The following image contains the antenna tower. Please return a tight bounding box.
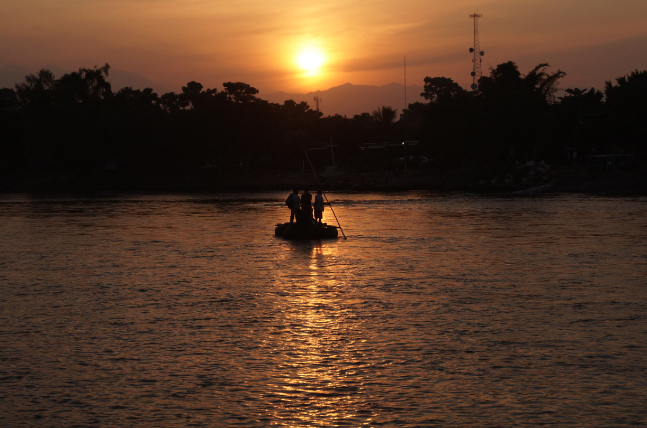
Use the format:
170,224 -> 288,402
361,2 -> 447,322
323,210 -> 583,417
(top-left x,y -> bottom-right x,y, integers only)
469,13 -> 484,91
404,56 -> 407,110
314,94 -> 322,112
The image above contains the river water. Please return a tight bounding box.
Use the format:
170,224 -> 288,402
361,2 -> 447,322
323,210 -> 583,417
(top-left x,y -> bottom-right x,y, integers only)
1,192 -> 646,427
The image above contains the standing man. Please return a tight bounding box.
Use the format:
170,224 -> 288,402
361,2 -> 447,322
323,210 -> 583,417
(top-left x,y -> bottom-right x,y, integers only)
301,188 -> 313,224
314,190 -> 324,224
288,188 -> 300,225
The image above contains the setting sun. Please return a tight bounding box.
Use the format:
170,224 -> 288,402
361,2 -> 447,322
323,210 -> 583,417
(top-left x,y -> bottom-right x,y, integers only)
296,47 -> 325,71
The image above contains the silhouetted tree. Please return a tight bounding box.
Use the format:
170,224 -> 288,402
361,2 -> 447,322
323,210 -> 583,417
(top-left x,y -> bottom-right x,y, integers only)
14,69 -> 56,107
604,70 -> 647,147
223,82 -> 260,103
421,77 -> 465,102
522,63 -> 566,103
179,81 -> 204,109
159,92 -> 180,113
605,70 -> 647,118
475,62 -> 565,165
372,106 -> 398,124
54,64 -> 112,107
115,87 -> 160,109
556,87 -> 604,152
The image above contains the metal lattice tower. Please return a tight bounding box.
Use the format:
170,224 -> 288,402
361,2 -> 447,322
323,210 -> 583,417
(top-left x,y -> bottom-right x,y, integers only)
314,94 -> 322,112
469,13 -> 484,91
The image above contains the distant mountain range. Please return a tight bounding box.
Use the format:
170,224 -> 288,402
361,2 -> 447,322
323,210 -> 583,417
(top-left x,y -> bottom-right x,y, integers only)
0,64 -> 169,94
262,82 -> 426,117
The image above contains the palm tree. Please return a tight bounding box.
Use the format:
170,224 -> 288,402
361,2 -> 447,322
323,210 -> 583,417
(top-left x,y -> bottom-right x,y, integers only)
372,105 -> 398,124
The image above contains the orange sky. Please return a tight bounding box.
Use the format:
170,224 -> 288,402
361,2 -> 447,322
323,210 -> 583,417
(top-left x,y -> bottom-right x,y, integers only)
1,0 -> 647,95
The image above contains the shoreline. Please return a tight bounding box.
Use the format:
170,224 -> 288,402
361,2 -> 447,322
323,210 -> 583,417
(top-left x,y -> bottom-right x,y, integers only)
1,165 -> 646,196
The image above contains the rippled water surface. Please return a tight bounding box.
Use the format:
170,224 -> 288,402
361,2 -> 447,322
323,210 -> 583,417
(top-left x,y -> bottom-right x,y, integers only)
1,192 -> 646,427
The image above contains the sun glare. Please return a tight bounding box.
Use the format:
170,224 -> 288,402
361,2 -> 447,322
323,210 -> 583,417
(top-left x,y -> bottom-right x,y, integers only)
296,47 -> 325,71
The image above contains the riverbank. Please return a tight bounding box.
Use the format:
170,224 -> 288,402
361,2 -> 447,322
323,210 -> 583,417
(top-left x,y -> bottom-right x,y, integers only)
1,164 -> 646,195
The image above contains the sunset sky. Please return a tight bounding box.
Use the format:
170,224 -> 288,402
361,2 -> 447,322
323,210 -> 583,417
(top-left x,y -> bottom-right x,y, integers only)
2,0 -> 647,95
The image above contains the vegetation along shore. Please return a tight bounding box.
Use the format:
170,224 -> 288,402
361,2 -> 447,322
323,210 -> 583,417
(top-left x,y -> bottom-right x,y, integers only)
1,62 -> 645,194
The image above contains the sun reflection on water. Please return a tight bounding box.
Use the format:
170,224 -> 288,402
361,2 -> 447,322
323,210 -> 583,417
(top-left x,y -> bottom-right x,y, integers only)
266,241 -> 373,425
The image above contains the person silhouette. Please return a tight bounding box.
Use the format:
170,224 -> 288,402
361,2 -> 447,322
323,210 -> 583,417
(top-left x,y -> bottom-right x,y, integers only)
301,188 -> 313,224
314,190 -> 324,224
288,188 -> 300,225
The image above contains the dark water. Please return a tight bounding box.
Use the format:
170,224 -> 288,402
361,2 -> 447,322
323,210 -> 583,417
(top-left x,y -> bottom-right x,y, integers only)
1,192 -> 646,427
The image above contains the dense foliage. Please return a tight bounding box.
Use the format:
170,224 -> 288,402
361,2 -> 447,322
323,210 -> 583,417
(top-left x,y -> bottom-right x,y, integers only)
0,62 -> 645,188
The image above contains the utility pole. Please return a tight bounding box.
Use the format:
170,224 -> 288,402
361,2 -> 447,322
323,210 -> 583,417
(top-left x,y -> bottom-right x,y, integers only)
469,13 -> 484,91
403,143 -> 407,175
404,56 -> 407,111
328,138 -> 335,165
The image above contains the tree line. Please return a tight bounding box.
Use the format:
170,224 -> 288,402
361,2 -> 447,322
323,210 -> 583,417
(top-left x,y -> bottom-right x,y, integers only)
403,62 -> 646,170
0,61 -> 645,188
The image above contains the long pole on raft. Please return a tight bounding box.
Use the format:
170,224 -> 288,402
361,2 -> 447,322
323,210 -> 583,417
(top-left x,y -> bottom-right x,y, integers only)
303,150 -> 347,239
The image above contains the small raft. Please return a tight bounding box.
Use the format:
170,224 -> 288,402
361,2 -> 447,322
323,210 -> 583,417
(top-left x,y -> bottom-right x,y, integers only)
275,222 -> 339,240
